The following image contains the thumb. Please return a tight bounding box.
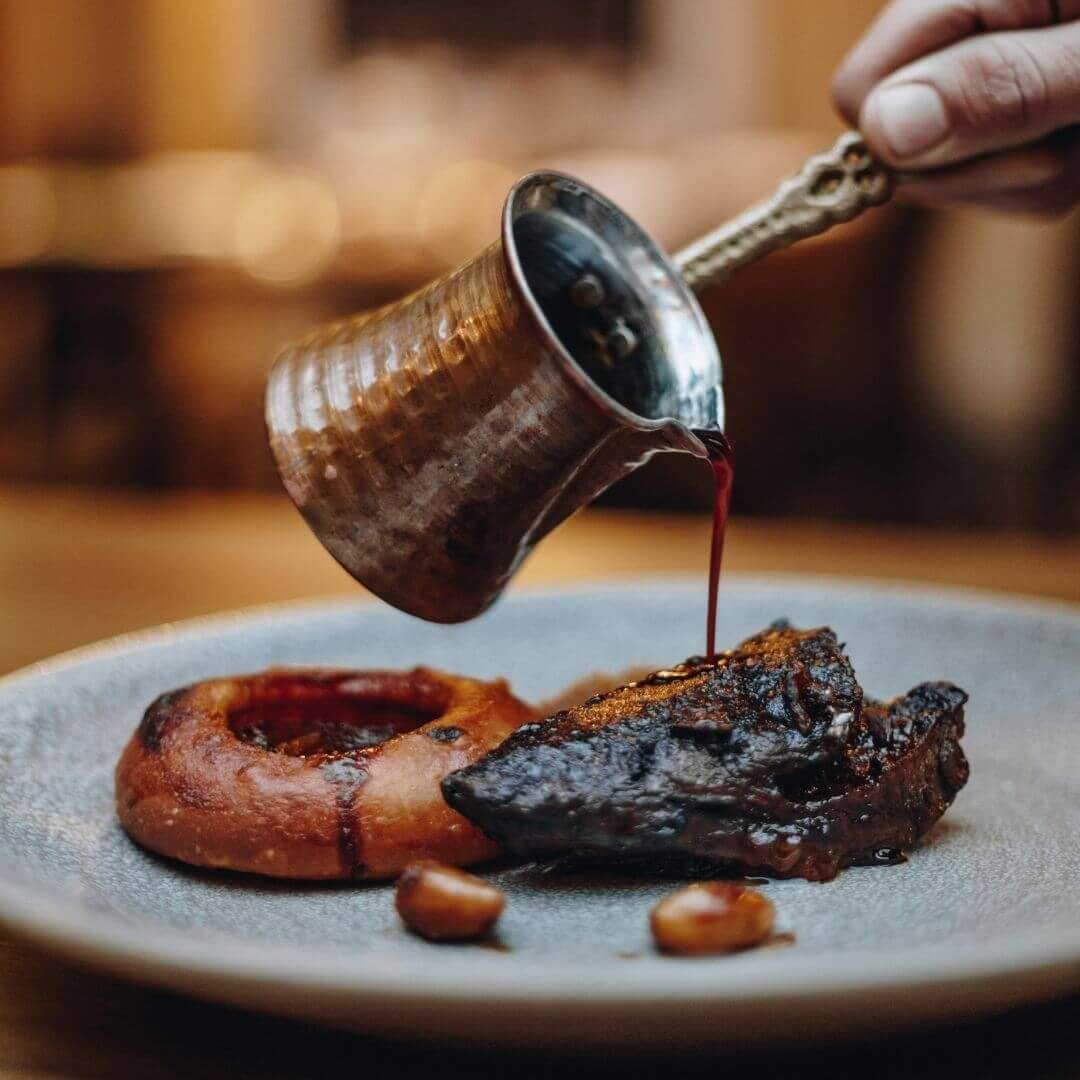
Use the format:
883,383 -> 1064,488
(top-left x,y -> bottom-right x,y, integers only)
859,20 -> 1080,169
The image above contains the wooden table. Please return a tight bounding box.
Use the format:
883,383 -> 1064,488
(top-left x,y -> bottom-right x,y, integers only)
0,485 -> 1077,1077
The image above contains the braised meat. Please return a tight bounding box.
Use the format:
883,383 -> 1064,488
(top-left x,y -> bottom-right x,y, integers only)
442,623 -> 969,882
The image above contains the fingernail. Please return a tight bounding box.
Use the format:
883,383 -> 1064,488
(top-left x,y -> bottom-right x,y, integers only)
868,83 -> 949,160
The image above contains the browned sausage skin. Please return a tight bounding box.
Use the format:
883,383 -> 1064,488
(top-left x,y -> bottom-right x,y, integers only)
115,668 -> 534,880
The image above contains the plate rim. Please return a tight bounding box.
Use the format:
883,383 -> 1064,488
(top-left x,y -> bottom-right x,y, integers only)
0,859 -> 1077,1005
3,571 -> 1078,694
0,574 -> 1078,1012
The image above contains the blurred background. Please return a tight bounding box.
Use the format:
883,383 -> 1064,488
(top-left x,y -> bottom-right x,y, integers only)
0,0 -> 1078,528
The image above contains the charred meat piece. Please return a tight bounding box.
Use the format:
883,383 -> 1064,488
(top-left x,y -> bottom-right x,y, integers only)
443,624 -> 968,882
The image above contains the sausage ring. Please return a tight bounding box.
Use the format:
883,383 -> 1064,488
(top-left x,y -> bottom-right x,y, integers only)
115,667 -> 533,880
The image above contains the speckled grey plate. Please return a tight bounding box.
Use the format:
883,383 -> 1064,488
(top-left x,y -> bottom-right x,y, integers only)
0,577 -> 1077,1050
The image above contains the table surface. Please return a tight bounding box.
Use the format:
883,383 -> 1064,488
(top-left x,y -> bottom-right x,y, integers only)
1,485 -> 1078,1078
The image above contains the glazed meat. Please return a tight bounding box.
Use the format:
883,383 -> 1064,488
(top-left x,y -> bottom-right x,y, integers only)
443,623 -> 969,882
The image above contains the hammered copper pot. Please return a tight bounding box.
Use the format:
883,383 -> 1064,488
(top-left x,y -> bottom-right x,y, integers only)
266,171 -> 723,623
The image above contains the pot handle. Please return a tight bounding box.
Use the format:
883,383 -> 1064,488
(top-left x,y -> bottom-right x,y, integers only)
674,131 -> 895,294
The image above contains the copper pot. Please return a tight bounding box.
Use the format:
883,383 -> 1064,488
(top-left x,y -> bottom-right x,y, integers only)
266,172 -> 723,622
266,135 -> 892,623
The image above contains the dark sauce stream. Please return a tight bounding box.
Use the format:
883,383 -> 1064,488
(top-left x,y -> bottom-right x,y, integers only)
694,430 -> 735,662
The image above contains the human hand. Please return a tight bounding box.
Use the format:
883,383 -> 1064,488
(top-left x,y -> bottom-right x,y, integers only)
833,0 -> 1080,214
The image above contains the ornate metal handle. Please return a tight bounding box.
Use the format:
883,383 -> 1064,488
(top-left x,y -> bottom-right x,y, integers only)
674,131 -> 895,294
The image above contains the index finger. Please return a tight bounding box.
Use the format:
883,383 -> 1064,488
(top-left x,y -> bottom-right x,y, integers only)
832,0 -> 1077,124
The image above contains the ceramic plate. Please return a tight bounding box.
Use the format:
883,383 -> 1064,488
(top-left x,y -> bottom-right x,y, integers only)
0,577 -> 1077,1050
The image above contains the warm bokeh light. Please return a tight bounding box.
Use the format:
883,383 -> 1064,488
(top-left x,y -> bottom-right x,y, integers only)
0,165 -> 56,265
416,159 -> 515,266
131,152 -> 265,261
232,173 -> 341,285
